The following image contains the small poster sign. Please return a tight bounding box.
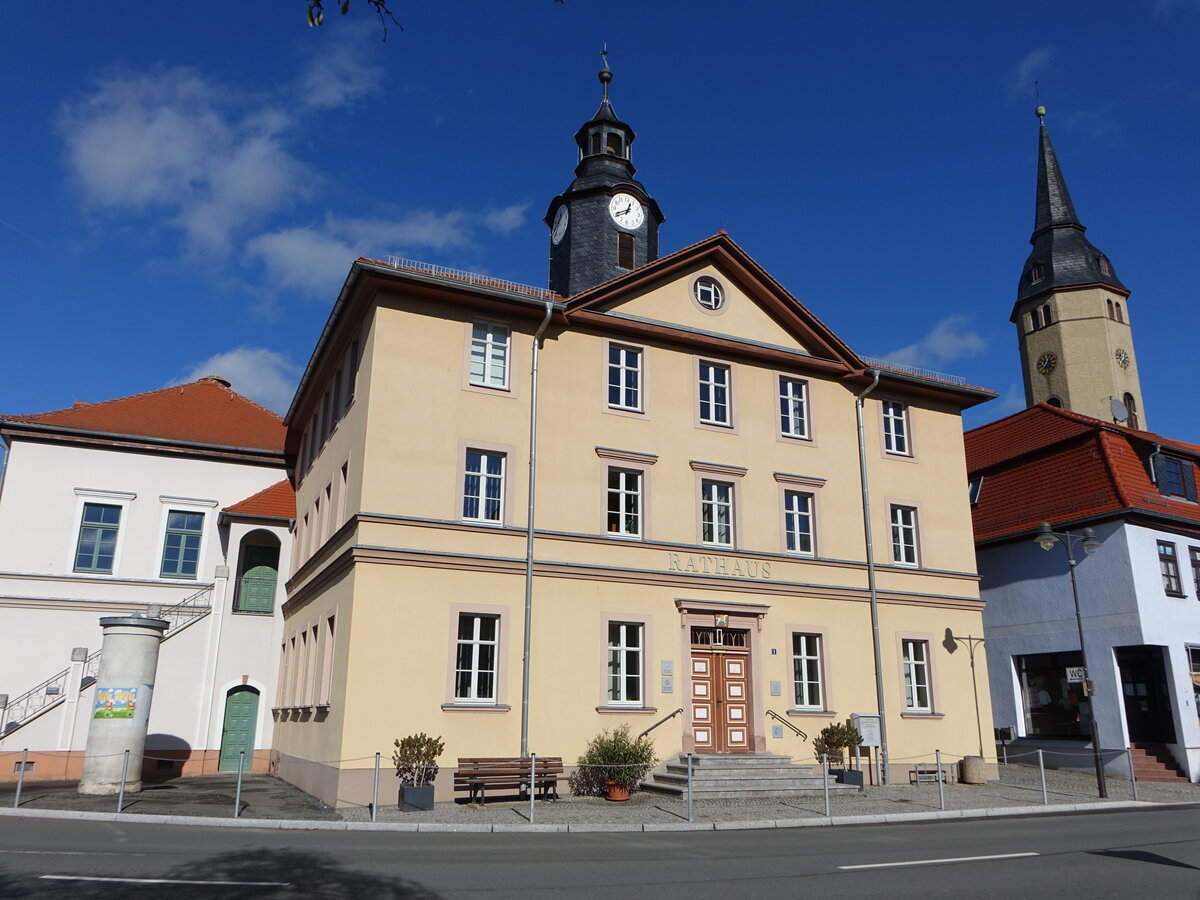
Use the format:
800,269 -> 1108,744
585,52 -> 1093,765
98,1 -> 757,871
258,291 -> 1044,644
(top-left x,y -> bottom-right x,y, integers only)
1065,667 -> 1086,683
94,687 -> 137,719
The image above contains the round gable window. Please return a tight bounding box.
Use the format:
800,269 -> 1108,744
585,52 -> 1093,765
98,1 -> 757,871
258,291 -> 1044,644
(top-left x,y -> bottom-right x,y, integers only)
693,277 -> 724,311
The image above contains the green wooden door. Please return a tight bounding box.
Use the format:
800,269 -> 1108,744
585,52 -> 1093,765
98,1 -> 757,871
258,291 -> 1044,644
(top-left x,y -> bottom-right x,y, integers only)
218,687 -> 259,771
236,546 -> 278,613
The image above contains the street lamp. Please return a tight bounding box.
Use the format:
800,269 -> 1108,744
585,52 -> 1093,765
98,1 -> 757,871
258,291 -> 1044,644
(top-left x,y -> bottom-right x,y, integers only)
1034,521 -> 1107,798
944,630 -> 986,758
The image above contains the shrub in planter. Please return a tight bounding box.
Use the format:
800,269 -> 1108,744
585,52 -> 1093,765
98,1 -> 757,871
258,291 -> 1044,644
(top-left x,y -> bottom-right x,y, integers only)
574,723 -> 657,801
814,722 -> 862,768
393,732 -> 445,811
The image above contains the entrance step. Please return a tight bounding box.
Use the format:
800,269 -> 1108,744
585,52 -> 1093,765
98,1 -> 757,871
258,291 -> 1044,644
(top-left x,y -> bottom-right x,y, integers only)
1129,742 -> 1190,782
640,753 -> 853,799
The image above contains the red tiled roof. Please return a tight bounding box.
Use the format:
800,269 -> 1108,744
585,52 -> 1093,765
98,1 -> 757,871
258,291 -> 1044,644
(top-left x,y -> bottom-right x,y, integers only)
966,404 -> 1200,543
0,378 -> 285,452
223,479 -> 295,520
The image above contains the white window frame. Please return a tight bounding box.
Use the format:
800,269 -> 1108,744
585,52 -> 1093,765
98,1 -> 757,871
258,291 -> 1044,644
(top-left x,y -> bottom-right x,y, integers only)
792,632 -> 823,709
890,504 -> 919,566
462,449 -> 506,524
783,490 -> 815,556
607,343 -> 643,412
69,488 -> 135,577
606,467 -> 643,539
469,321 -> 511,390
607,621 -> 644,705
454,613 -> 499,704
882,400 -> 910,455
701,479 -> 734,547
902,638 -> 932,712
698,361 -> 731,426
778,376 -> 811,440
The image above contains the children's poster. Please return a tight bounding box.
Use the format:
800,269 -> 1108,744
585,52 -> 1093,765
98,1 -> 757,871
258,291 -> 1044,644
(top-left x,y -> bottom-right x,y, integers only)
93,687 -> 137,719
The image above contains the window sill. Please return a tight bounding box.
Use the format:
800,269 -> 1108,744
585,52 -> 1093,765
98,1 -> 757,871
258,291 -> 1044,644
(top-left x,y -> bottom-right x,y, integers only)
232,609 -> 275,616
441,703 -> 511,713
595,705 -> 658,715
1166,592 -> 1187,598
786,709 -> 836,718
900,711 -> 944,719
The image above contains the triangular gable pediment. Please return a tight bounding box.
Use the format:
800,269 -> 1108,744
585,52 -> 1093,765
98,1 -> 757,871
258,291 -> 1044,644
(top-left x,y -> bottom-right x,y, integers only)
565,233 -> 863,374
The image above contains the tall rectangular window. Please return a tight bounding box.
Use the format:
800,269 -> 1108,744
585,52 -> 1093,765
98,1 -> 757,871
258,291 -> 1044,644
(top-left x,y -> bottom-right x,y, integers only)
902,639 -> 931,711
463,450 -> 505,523
606,468 -> 643,538
1191,547 -> 1200,598
778,377 -> 810,439
607,622 -> 643,704
698,362 -> 731,426
1159,541 -> 1183,595
75,503 -> 121,574
161,511 -> 204,578
617,232 -> 635,269
783,490 -> 814,555
890,505 -> 918,565
701,479 -> 734,547
469,322 -> 511,389
455,613 -> 498,702
1155,455 -> 1197,501
1191,648 -> 1200,723
882,400 -> 910,455
792,633 -> 823,708
607,344 -> 642,411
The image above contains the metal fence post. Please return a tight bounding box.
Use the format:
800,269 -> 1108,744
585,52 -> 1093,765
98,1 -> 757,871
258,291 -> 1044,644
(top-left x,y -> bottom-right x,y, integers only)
935,750 -> 946,810
687,753 -> 694,823
1038,748 -> 1047,805
13,749 -> 28,809
1002,742 -> 1008,766
372,752 -> 381,822
234,750 -> 245,818
821,753 -> 831,817
116,749 -> 129,813
1127,746 -> 1139,802
529,753 -> 537,825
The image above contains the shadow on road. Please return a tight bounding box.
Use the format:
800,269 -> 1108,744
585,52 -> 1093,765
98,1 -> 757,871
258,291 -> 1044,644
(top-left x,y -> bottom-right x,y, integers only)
3,848 -> 444,898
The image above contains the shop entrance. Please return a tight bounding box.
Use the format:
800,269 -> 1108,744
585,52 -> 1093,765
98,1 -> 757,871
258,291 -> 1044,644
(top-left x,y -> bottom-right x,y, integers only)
689,627 -> 750,753
1116,646 -> 1176,743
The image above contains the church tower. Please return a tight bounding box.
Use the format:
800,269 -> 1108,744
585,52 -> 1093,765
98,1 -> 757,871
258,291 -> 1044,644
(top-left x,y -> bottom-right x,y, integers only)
545,53 -> 664,297
1013,106 -> 1147,428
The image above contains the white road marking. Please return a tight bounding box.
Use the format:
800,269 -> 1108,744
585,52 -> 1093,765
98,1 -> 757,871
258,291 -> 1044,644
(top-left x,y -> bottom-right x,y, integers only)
839,851 -> 1039,870
0,850 -> 145,856
40,875 -> 291,887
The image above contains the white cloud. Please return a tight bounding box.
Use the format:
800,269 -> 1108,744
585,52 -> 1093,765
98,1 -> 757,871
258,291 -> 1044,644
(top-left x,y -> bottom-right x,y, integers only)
883,315 -> 987,369
295,23 -> 383,110
1004,47 -> 1054,102
995,382 -> 1026,414
483,203 -> 529,234
172,347 -> 302,414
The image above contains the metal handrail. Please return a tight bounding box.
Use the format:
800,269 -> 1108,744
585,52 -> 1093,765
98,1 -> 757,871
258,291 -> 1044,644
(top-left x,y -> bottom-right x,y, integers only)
156,585 -> 213,633
766,709 -> 807,741
637,707 -> 684,740
383,256 -> 557,303
859,356 -> 967,386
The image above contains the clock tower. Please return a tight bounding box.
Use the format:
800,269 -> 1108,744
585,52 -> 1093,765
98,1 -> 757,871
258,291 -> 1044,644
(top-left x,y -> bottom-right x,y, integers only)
546,52 -> 664,297
1013,106 -> 1147,428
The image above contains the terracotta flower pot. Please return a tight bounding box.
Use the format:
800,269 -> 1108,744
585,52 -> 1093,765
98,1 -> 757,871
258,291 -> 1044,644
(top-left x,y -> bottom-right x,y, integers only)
605,781 -> 631,802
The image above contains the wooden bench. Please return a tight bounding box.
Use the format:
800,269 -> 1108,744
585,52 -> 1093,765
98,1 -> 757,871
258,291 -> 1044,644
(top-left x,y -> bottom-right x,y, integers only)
910,762 -> 958,785
453,757 -> 565,803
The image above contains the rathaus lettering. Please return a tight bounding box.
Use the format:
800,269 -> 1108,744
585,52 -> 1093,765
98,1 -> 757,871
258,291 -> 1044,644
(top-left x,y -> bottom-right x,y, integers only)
667,553 -> 772,580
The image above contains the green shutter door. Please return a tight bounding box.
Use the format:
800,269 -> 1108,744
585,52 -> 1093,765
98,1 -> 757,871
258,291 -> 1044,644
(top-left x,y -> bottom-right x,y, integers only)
236,546 -> 278,613
218,688 -> 260,771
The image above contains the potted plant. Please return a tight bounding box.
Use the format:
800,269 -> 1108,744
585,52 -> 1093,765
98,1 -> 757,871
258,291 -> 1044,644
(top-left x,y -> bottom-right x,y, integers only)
393,732 -> 444,811
815,722 -> 864,786
575,723 -> 657,801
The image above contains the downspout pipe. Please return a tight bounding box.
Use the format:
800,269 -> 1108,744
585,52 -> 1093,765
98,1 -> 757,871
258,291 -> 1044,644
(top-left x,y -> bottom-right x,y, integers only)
520,300 -> 555,758
854,368 -> 890,784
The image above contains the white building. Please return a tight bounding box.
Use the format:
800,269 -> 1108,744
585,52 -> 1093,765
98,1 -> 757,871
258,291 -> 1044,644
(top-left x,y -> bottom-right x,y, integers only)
0,376 -> 294,782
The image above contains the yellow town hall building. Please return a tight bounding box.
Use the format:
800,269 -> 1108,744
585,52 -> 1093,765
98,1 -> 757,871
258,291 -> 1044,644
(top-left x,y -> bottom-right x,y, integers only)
271,63 -> 995,806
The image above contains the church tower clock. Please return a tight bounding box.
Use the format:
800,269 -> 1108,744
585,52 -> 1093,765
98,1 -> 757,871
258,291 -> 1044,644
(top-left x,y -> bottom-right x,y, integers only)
545,53 -> 664,297
1013,106 -> 1147,428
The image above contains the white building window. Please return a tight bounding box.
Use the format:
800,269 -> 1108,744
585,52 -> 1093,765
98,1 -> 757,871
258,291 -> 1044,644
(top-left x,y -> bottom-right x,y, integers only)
160,510 -> 204,579
778,377 -> 810,439
606,468 -> 643,538
608,344 -> 642,411
607,622 -> 643,704
74,503 -> 121,574
469,321 -> 510,389
890,505 -> 918,566
792,633 -> 823,709
698,362 -> 731,426
902,639 -> 931,712
701,480 -> 734,547
463,450 -> 505,523
882,400 -> 910,455
783,490 -> 814,555
455,614 -> 498,703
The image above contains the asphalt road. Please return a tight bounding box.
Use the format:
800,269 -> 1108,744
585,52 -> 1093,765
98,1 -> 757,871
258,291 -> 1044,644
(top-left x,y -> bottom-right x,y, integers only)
1,806 -> 1198,898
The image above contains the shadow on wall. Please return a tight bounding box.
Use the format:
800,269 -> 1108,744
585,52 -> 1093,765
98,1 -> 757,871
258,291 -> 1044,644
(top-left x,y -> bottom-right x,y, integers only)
0,849 -> 444,899
143,733 -> 192,782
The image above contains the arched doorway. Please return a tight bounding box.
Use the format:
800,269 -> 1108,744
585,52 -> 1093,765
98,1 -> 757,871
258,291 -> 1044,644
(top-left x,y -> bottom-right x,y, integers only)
218,686 -> 260,771
234,530 -> 280,614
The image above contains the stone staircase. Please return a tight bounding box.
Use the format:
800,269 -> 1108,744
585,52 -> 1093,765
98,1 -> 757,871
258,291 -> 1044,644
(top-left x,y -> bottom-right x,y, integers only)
1129,742 -> 1190,782
640,752 -> 850,800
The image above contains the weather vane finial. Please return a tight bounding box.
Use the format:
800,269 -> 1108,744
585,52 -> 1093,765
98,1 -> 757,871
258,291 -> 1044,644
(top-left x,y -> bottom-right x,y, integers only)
599,45 -> 612,100
1035,81 -> 1046,123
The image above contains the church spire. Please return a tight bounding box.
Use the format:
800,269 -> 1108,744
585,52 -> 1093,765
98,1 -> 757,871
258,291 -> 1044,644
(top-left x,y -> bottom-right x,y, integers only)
1033,105 -> 1081,235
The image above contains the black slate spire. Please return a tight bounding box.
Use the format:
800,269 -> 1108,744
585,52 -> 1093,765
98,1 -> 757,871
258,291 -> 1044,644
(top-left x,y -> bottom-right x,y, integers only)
1017,106 -> 1125,304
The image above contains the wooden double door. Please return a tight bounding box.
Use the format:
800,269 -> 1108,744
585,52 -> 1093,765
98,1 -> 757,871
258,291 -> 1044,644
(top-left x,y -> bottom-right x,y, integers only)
690,647 -> 751,753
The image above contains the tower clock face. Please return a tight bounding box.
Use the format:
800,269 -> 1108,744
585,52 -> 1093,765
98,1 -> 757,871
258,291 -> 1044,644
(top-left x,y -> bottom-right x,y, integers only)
551,206 -> 569,245
608,193 -> 645,229
1114,348 -> 1130,369
1036,351 -> 1058,376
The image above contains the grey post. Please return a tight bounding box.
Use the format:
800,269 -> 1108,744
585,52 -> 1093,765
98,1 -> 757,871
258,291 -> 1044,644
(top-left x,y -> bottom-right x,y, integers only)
372,752 -> 381,822
1002,742 -> 1008,766
1038,748 -> 1047,804
1127,746 -> 1139,802
821,753 -> 830,817
935,750 -> 945,810
13,749 -> 28,809
234,749 -> 245,818
116,749 -> 129,813
529,753 -> 536,825
686,753 -> 694,823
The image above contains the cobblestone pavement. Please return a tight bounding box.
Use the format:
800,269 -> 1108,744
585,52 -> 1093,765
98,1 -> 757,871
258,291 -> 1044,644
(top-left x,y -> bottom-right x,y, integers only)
3,765 -> 1195,827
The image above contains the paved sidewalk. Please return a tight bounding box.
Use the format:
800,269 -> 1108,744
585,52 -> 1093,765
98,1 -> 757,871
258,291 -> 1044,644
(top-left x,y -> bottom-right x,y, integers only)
1,766 -> 1195,832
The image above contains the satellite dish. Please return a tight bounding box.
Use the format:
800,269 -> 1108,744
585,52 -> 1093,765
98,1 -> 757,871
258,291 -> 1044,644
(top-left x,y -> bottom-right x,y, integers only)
1110,398 -> 1130,423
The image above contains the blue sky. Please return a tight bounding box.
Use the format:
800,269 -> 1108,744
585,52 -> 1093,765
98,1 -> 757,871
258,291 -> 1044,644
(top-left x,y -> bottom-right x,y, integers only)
2,1 -> 1198,442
